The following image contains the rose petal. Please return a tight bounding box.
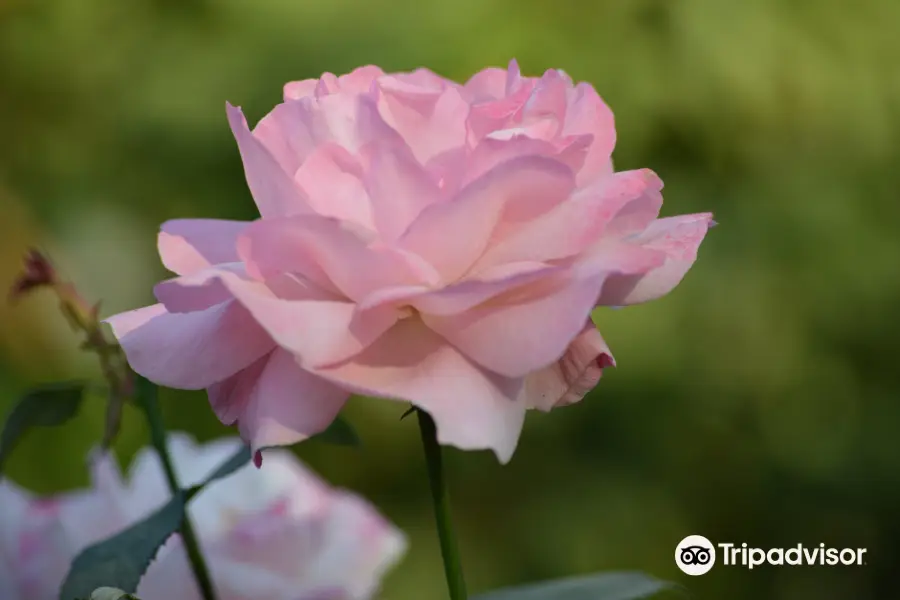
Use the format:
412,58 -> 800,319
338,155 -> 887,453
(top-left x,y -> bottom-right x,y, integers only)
562,82 -> 617,185
399,155 -> 575,282
238,215 -> 428,301
315,93 -> 405,155
208,348 -> 349,453
284,65 -> 386,101
314,319 -> 526,463
471,169 -> 664,271
283,79 -> 319,101
251,101 -> 317,176
522,321 -> 614,411
202,268 -> 400,368
520,69 -> 569,138
409,262 -> 560,316
463,66 -> 509,101
596,213 -> 714,305
422,270 -> 607,378
105,301 -> 273,389
294,142 -> 375,230
157,219 -> 247,276
464,134 -> 589,189
363,143 -> 441,241
153,262 -> 249,313
377,84 -> 469,164
227,103 -> 312,218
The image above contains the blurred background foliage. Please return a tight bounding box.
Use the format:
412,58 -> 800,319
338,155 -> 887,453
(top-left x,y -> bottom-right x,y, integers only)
1,0 -> 899,598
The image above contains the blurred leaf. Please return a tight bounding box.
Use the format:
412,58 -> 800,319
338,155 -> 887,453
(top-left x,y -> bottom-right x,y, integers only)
310,415 -> 360,447
0,382 -> 86,475
89,587 -> 141,600
60,442 -> 250,599
471,572 -> 677,600
59,489 -> 189,600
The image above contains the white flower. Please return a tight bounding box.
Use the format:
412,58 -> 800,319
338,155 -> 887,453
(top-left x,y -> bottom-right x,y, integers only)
0,433 -> 406,600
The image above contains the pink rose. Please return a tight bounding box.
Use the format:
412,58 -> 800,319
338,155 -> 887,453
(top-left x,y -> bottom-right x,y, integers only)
0,434 -> 406,600
107,61 -> 712,462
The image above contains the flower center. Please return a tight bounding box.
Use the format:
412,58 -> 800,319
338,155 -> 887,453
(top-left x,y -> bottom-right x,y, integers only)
397,305 -> 417,320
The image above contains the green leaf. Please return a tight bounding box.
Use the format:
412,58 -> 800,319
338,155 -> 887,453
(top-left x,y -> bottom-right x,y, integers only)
59,443 -> 251,600
59,490 -> 189,600
0,382 -> 86,475
89,587 -> 141,600
470,572 -> 679,600
310,415 -> 360,447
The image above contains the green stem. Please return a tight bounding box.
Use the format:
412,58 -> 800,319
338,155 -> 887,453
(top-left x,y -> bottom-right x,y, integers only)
417,409 -> 468,600
137,383 -> 217,600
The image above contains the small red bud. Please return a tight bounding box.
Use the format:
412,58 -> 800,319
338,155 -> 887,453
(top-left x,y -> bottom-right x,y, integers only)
9,248 -> 57,301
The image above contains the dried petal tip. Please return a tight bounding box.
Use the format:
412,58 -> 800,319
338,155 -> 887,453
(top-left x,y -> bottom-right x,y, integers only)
709,219 -> 719,228
9,248 -> 57,301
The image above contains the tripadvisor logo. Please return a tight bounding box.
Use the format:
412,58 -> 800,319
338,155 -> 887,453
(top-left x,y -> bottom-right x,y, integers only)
675,536 -> 867,575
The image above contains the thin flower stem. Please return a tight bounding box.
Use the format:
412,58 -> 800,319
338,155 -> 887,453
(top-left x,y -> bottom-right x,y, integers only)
417,409 -> 468,600
137,384 -> 217,600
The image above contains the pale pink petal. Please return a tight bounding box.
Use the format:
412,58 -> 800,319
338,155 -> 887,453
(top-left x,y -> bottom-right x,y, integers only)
208,349 -> 349,453
422,271 -> 607,377
363,143 -> 441,241
377,84 -> 469,164
315,319 -> 526,463
332,65 -> 385,95
208,352 -> 268,427
390,67 -> 451,91
463,66 -> 509,101
522,321 -> 614,411
316,93 -> 405,155
409,262 -> 559,315
294,143 -> 375,230
505,58 -> 527,95
464,134 -> 590,188
471,169 -> 663,271
562,82 -> 617,185
238,215 -> 428,301
315,73 -> 341,97
303,493 -> 407,598
399,156 -> 575,282
102,303 -> 167,337
251,100 -> 317,176
203,269 -> 400,368
137,537 -> 202,600
467,81 -> 534,142
227,102 -> 312,218
106,301 -> 273,389
0,560 -> 19,600
520,69 -> 570,138
153,262 -> 250,313
15,529 -> 72,599
2,497 -> 76,600
354,262 -> 556,319
284,79 -> 320,101
596,213 -> 714,305
290,65 -> 385,100
157,219 -> 247,276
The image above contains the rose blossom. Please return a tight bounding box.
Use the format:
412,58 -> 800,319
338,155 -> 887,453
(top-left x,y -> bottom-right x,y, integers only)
106,60 -> 712,463
0,433 -> 406,600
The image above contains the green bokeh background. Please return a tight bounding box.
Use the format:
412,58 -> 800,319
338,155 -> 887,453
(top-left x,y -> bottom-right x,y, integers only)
1,1 -> 898,598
